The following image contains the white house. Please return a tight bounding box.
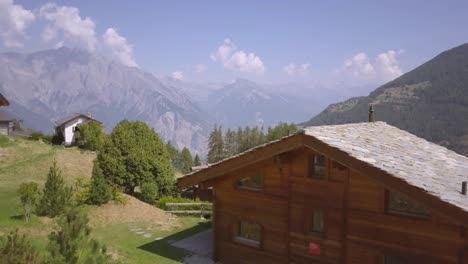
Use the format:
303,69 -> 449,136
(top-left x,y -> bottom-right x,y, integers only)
55,113 -> 101,146
0,93 -> 12,135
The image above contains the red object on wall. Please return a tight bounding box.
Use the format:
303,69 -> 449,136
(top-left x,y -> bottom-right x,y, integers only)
308,242 -> 321,255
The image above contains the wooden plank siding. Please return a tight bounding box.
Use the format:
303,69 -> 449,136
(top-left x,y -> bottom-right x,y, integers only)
206,147 -> 468,263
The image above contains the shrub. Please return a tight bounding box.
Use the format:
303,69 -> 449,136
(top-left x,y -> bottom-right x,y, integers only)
140,181 -> 159,204
17,182 -> 40,222
0,229 -> 41,264
75,122 -> 106,151
156,195 -> 211,211
36,161 -> 72,217
73,176 -> 91,205
29,132 -> 44,141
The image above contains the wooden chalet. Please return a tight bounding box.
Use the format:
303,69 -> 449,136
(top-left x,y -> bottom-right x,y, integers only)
0,93 -> 9,106
178,122 -> 468,264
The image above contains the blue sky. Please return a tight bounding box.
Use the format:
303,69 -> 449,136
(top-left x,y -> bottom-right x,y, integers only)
1,0 -> 468,86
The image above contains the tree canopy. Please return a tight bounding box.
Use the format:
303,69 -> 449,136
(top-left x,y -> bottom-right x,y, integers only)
97,120 -> 174,196
207,122 -> 298,163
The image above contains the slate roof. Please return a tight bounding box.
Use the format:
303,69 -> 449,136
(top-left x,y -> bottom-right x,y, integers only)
304,121 -> 468,214
55,113 -> 101,126
179,121 -> 468,216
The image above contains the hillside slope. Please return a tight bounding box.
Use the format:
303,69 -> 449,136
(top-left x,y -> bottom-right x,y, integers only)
0,47 -> 209,154
302,43 -> 468,156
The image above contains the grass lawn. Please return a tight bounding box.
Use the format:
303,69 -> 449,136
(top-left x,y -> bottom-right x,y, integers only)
93,218 -> 211,263
0,136 -> 211,263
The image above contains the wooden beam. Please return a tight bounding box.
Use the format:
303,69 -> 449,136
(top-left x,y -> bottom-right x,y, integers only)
302,136 -> 468,225
177,134 -> 305,188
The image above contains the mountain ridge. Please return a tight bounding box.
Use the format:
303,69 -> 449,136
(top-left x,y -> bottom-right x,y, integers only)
302,42 -> 468,156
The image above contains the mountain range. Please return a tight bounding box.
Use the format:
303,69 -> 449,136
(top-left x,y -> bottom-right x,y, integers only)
303,43 -> 468,156
0,47 -> 330,155
0,47 -> 209,154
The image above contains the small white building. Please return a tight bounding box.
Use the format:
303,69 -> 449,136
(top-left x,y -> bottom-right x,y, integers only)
0,93 -> 12,135
55,113 -> 101,146
0,111 -> 13,135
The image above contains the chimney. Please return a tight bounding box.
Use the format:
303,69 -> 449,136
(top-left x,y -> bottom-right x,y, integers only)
462,181 -> 467,195
368,104 -> 374,122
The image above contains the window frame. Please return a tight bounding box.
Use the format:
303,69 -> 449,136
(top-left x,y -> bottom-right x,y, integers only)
385,190 -> 430,219
236,174 -> 262,192
308,153 -> 327,179
233,220 -> 262,248
306,208 -> 325,238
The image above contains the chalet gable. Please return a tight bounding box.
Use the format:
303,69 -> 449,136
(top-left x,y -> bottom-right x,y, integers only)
178,122 -> 468,223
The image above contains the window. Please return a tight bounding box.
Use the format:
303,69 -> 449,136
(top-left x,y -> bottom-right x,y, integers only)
309,154 -> 325,179
384,256 -> 422,264
386,190 -> 430,218
308,209 -> 324,236
235,221 -> 261,247
237,175 -> 261,191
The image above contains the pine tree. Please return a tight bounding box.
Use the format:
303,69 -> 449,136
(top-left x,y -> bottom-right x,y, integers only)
223,128 -> 237,158
36,161 -> 71,217
207,125 -> 225,163
87,160 -> 111,205
47,205 -> 110,264
165,141 -> 183,170
193,154 -> 201,166
0,229 -> 41,264
180,147 -> 194,173
17,182 -> 40,222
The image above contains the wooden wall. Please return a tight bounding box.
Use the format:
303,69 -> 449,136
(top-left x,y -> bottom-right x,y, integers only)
207,146 -> 468,264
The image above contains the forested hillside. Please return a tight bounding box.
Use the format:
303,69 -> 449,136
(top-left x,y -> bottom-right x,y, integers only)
302,43 -> 468,156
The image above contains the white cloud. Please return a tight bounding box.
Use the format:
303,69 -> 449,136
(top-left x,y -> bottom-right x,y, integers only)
102,28 -> 138,67
283,62 -> 310,76
340,50 -> 402,83
0,0 -> 35,48
375,50 -> 402,81
171,71 -> 184,80
195,64 -> 207,73
210,39 -> 265,74
39,3 -> 96,51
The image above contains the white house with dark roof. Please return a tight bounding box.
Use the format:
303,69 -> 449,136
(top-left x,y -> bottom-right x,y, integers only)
55,113 -> 101,146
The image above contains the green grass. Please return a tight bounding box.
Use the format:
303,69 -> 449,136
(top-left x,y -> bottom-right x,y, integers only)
0,137 -> 211,263
93,218 -> 211,263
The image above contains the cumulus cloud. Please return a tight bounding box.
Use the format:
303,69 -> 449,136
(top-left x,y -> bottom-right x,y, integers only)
283,62 -> 310,76
171,71 -> 184,80
39,2 -> 97,51
0,0 -> 35,48
102,28 -> 138,67
210,39 -> 265,74
340,50 -> 402,83
195,64 -> 207,73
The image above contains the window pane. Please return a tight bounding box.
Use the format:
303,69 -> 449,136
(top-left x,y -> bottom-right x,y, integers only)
387,190 -> 429,217
238,221 -> 260,242
309,155 -> 325,179
238,175 -> 261,190
309,209 -> 323,235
